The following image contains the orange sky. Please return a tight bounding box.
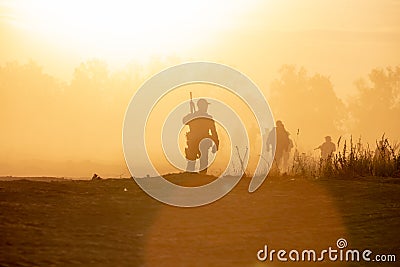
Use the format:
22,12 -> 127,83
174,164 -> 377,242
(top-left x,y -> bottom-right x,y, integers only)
1,0 -> 400,98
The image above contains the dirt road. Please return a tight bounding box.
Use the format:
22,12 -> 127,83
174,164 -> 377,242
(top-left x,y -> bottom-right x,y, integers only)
0,176 -> 399,266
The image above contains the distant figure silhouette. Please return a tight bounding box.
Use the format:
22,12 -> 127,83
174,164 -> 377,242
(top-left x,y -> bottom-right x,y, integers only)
91,173 -> 102,180
315,136 -> 336,160
183,98 -> 219,174
266,120 -> 290,169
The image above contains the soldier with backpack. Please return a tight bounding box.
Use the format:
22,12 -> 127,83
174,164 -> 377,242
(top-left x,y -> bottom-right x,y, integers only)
266,120 -> 290,169
182,94 -> 219,174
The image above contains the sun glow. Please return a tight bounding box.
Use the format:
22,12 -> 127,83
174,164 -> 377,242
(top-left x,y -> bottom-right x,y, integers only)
5,0 -> 261,61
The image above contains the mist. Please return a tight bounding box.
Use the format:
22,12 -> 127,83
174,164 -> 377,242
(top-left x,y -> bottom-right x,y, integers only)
0,58 -> 398,177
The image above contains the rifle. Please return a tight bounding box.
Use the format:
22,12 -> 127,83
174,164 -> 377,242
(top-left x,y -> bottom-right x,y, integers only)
189,92 -> 196,113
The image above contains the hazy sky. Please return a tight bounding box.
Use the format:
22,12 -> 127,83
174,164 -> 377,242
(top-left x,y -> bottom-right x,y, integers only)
1,0 -> 399,99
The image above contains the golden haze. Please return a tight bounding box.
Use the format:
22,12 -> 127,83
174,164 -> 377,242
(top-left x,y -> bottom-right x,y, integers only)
0,0 -> 399,177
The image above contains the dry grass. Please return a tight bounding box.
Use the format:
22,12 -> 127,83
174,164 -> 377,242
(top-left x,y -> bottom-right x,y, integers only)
283,135 -> 400,179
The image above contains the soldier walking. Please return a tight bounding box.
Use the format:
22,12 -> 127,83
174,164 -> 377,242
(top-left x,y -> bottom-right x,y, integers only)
315,136 -> 336,160
182,95 -> 219,174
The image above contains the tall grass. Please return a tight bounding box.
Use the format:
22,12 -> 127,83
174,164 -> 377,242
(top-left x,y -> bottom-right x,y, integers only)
288,135 -> 400,179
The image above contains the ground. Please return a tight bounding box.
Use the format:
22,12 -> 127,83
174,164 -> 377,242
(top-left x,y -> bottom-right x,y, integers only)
0,175 -> 399,266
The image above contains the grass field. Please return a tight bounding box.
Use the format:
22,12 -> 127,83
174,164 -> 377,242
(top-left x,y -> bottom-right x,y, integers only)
0,175 -> 399,266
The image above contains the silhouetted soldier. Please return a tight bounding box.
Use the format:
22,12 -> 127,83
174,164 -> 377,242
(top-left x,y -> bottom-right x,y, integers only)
183,98 -> 219,174
266,120 -> 290,168
315,136 -> 336,160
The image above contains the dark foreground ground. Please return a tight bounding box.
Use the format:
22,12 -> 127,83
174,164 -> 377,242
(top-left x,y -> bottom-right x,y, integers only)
0,175 -> 399,266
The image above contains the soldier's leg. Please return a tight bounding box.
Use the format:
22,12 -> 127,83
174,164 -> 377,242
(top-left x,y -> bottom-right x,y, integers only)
185,139 -> 200,172
283,151 -> 289,172
199,139 -> 211,174
275,150 -> 283,169
186,160 -> 196,172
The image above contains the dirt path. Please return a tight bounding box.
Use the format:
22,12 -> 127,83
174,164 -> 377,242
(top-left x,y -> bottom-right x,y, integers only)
0,176 -> 399,266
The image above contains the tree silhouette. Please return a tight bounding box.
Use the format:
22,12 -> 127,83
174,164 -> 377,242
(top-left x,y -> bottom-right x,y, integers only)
348,66 -> 400,143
